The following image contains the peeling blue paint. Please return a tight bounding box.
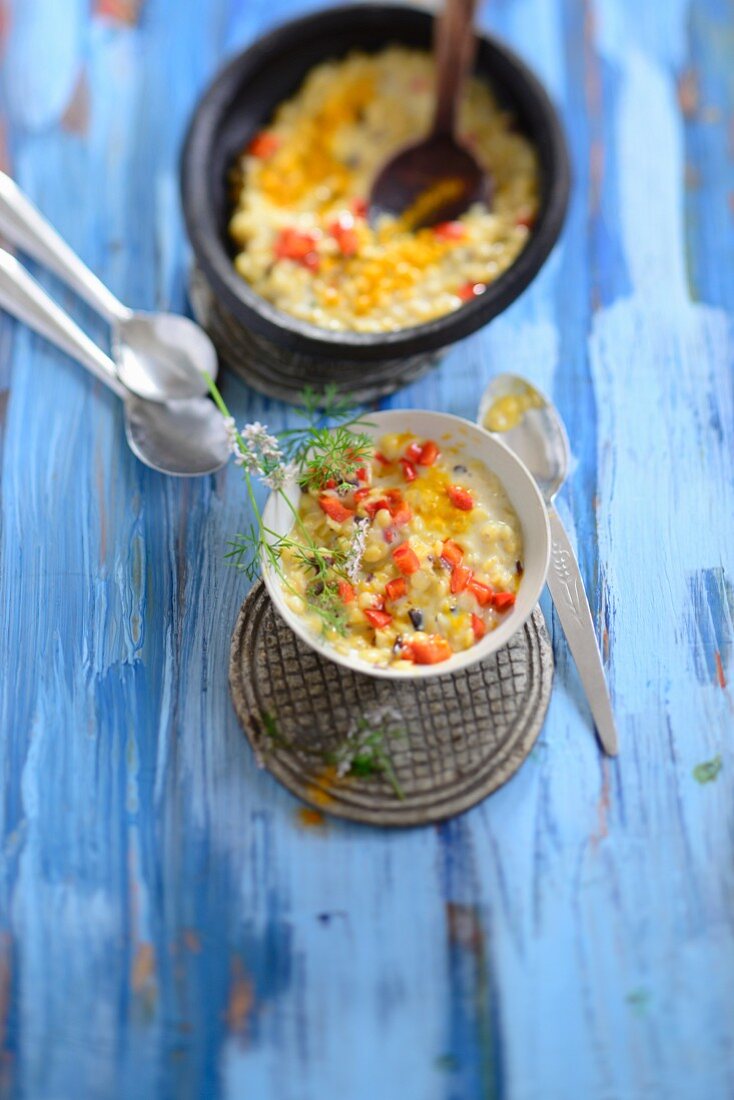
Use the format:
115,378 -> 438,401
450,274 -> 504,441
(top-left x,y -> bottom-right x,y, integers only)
0,1 -> 733,1098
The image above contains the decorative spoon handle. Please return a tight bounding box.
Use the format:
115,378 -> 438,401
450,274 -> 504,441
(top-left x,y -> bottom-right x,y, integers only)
546,507 -> 619,756
0,171 -> 129,324
432,0 -> 478,137
0,248 -> 125,397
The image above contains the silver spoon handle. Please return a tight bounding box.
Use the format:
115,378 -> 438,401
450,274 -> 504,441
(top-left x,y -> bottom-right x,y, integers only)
0,172 -> 129,325
546,507 -> 619,756
0,249 -> 125,398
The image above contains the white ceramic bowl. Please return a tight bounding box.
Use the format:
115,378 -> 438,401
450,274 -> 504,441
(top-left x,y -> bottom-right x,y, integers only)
261,409 -> 550,679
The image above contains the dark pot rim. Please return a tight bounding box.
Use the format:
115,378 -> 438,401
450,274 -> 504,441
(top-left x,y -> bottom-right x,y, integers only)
180,3 -> 570,363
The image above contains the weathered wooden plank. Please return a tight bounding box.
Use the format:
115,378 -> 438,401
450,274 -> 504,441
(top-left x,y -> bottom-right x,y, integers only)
0,0 -> 732,1097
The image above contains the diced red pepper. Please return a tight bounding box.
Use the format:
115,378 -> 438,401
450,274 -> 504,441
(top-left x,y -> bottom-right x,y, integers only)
468,578 -> 495,607
274,228 -> 321,270
323,478 -> 337,490
434,221 -> 466,241
492,591 -> 516,611
383,491 -> 412,525
383,526 -> 398,544
329,214 -> 359,257
447,485 -> 474,511
352,197 -> 368,218
318,496 -> 354,523
400,458 -> 417,483
364,498 -> 390,519
417,440 -> 440,466
450,563 -> 472,594
354,486 -> 371,502
386,577 -> 407,602
356,466 -> 368,483
441,539 -> 464,567
409,635 -> 453,665
247,131 -> 280,158
457,281 -> 486,302
392,543 -> 420,575
339,231 -> 359,257
471,613 -> 487,640
405,439 -> 440,466
364,608 -> 392,629
390,502 -> 413,527
274,228 -> 316,258
338,579 -> 355,604
374,452 -> 390,466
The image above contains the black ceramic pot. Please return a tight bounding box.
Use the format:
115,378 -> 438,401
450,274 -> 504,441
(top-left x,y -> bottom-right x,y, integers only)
181,3 -> 570,403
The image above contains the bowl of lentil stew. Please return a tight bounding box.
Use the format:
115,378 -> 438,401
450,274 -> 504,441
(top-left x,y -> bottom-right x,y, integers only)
180,4 -> 570,401
261,410 -> 550,679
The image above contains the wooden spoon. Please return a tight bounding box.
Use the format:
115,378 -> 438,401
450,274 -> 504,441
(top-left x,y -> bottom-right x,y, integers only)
369,0 -> 490,229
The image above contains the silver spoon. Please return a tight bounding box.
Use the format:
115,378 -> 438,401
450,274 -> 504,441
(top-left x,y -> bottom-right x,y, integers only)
0,171 -> 217,402
0,249 -> 229,477
479,373 -> 619,756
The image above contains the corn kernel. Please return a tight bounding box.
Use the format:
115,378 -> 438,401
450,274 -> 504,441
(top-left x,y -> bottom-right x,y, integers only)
363,542 -> 387,563
410,570 -> 430,593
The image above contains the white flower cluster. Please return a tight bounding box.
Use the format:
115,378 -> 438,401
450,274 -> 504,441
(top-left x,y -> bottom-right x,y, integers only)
224,417 -> 297,489
242,421 -> 281,459
345,518 -> 367,581
262,462 -> 299,491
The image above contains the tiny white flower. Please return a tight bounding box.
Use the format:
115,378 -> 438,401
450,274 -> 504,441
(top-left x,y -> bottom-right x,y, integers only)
243,422 -> 280,453
262,461 -> 298,491
242,421 -> 266,442
223,416 -> 241,456
236,448 -> 262,473
261,435 -> 283,460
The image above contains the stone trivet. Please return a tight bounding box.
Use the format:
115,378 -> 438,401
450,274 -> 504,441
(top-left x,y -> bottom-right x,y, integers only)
229,581 -> 553,827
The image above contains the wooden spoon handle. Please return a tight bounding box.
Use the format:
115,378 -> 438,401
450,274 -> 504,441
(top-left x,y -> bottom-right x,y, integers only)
432,0 -> 479,138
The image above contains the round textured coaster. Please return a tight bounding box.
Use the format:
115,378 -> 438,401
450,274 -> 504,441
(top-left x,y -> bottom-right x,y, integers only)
189,266 -> 442,405
229,582 -> 553,827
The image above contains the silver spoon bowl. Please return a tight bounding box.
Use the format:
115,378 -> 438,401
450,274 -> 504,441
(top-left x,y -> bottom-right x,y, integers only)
0,171 -> 217,402
479,372 -> 619,756
478,373 -> 570,503
125,394 -> 231,477
112,309 -> 218,403
0,249 -> 229,477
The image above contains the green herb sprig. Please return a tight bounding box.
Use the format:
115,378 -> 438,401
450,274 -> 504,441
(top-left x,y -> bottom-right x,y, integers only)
207,377 -> 372,635
330,717 -> 406,799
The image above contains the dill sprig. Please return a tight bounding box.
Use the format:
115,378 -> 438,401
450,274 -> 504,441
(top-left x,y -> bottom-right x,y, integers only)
330,717 -> 406,799
206,376 -> 373,636
299,424 -> 374,492
279,384 -> 373,491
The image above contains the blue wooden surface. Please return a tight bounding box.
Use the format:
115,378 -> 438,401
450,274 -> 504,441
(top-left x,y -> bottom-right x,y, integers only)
0,0 -> 733,1097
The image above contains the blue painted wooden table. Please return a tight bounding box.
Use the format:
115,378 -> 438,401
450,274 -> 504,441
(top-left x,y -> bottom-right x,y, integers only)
1,0 -> 733,1097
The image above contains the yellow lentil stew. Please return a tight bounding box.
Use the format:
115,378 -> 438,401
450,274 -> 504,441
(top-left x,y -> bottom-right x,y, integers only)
281,432 -> 524,669
229,47 -> 539,333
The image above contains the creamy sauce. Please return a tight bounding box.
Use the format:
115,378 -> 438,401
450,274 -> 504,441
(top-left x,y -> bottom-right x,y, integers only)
280,432 -> 524,669
229,47 -> 539,333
